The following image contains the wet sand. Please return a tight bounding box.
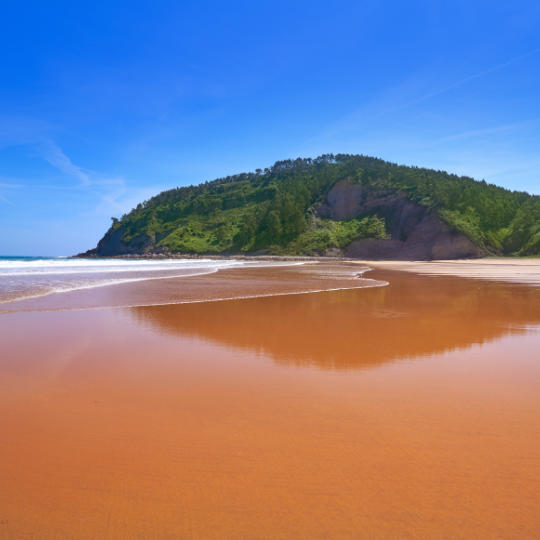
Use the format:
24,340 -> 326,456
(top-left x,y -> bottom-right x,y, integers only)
1,262 -> 539,538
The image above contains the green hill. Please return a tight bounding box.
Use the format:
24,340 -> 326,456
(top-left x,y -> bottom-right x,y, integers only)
84,154 -> 540,259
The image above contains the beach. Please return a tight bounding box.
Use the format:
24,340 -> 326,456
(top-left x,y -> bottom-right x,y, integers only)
1,258 -> 539,538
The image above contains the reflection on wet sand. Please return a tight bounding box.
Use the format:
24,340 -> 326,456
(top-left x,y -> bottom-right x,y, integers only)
130,269 -> 540,370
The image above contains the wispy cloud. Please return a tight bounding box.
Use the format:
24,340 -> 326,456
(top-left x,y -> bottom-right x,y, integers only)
380,47 -> 540,116
312,47 -> 540,144
31,139 -> 144,215
433,119 -> 537,144
0,193 -> 14,205
38,140 -> 91,186
31,139 -> 168,217
0,182 -> 24,189
0,180 -> 23,205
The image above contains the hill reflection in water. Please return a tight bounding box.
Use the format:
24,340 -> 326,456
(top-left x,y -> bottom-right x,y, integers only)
129,270 -> 540,370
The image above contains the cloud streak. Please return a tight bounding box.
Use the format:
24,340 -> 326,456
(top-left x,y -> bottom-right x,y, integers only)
38,140 -> 91,186
33,139 -> 141,215
432,119 -> 537,144
0,181 -> 23,205
32,140 -> 168,219
380,47 -> 540,116
0,182 -> 23,188
313,47 -> 540,145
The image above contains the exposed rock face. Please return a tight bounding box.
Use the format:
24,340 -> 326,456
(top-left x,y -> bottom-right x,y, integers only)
317,179 -> 485,260
84,227 -> 154,257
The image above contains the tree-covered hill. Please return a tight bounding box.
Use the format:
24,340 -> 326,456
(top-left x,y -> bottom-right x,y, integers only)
84,154 -> 540,259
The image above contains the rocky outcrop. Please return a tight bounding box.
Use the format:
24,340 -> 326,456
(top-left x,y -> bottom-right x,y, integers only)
317,179 -> 485,260
82,227 -> 154,257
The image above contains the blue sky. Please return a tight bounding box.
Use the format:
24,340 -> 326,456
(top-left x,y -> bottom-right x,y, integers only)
1,0 -> 539,255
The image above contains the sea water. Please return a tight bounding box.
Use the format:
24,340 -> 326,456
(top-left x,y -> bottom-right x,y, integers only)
0,256 -> 253,304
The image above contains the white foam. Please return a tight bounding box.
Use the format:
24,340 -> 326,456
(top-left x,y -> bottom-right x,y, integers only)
0,268 -> 221,305
0,258 -> 307,305
0,257 -> 243,276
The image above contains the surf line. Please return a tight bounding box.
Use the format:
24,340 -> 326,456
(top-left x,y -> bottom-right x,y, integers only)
0,278 -> 389,314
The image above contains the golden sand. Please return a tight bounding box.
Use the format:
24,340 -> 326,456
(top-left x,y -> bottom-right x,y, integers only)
366,257 -> 540,285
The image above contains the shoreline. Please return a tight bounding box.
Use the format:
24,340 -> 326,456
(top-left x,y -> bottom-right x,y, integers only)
0,261 -> 384,313
74,254 -> 540,286
75,252 -> 540,262
2,257 -> 538,314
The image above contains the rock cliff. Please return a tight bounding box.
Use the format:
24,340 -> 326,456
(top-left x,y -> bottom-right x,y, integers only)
317,180 -> 484,259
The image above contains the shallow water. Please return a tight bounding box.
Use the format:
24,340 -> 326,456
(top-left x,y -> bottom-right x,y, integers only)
0,261 -> 381,312
0,257 -> 306,305
0,265 -> 539,538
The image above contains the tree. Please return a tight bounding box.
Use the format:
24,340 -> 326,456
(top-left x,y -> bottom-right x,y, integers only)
266,210 -> 282,242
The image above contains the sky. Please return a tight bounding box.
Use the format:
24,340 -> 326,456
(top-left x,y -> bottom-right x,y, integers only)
1,0 -> 539,255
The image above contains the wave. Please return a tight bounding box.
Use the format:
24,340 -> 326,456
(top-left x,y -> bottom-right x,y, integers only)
0,268 -> 223,305
0,258 -> 308,305
0,257 -> 245,276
